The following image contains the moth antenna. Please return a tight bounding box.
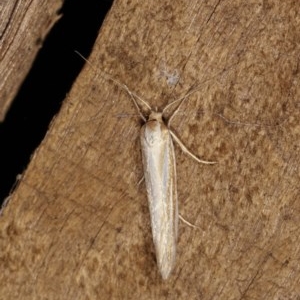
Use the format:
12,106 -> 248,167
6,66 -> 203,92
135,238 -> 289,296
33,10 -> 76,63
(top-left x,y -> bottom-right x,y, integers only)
74,50 -> 150,122
162,61 -> 241,126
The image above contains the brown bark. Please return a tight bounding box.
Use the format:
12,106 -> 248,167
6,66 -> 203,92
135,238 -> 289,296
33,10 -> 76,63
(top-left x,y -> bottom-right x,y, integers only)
1,0 -> 300,299
0,0 -> 62,121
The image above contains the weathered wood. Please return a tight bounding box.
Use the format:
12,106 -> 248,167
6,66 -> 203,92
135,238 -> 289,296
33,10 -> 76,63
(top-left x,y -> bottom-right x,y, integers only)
1,0 -> 300,299
0,0 -> 62,121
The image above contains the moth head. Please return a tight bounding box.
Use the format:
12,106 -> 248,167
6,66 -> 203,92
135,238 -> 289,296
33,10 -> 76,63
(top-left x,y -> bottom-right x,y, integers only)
148,111 -> 163,122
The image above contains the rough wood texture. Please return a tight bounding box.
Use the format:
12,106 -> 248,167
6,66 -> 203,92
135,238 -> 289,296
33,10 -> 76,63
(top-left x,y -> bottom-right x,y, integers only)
1,0 -> 300,299
0,0 -> 62,121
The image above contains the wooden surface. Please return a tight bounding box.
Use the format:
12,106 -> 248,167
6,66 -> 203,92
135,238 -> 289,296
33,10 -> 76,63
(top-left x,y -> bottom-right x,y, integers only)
0,0 -> 62,121
1,0 -> 300,299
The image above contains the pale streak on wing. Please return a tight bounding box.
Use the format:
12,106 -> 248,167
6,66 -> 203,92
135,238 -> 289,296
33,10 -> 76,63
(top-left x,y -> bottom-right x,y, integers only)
141,119 -> 178,280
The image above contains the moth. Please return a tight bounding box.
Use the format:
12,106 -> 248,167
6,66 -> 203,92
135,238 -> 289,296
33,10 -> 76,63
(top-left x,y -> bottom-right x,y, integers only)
121,84 -> 216,279
75,51 -> 216,279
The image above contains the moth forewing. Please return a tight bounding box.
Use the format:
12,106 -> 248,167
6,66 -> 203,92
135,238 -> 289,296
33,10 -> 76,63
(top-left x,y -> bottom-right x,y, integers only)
140,111 -> 178,280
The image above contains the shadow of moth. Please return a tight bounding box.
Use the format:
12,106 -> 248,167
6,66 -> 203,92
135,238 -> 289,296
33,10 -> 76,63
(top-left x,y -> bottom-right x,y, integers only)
75,51 -> 216,280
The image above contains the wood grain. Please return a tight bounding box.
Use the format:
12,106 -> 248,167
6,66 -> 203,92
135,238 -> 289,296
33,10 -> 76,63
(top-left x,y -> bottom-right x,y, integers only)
0,0 -> 62,121
1,0 -> 300,299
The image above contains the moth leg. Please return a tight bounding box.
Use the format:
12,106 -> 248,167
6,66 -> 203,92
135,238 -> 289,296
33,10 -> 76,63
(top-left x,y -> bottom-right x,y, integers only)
170,130 -> 217,164
179,215 -> 199,229
137,175 -> 145,186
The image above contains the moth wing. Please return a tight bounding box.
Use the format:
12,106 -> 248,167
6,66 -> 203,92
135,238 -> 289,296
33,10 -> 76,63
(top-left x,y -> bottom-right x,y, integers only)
141,126 -> 178,279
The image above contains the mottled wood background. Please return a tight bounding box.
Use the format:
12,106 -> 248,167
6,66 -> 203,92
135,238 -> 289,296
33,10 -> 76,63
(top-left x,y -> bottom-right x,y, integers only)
1,0 -> 300,299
